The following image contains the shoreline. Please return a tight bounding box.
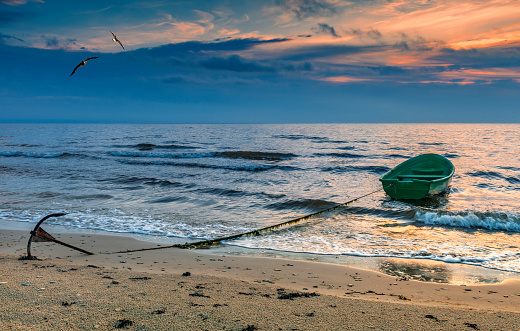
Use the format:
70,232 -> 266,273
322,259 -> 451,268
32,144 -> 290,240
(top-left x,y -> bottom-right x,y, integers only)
2,219 -> 519,286
2,225 -> 520,311
2,226 -> 520,330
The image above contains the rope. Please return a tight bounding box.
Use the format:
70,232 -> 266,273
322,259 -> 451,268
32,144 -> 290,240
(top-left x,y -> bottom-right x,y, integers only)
107,187 -> 384,254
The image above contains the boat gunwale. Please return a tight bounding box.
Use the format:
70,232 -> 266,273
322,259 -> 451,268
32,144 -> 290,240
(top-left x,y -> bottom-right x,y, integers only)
379,153 -> 454,200
380,153 -> 454,182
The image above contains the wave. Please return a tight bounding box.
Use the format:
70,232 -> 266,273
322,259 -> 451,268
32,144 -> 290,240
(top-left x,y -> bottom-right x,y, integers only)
108,150 -> 296,161
272,134 -> 347,144
108,151 -> 215,159
216,151 -> 296,161
116,159 -> 278,172
265,198 -> 338,212
32,192 -> 64,198
193,187 -> 286,200
384,154 -> 410,159
150,196 -> 188,204
112,143 -> 197,151
5,144 -> 43,148
0,152 -> 90,159
315,152 -> 366,158
337,146 -> 356,151
415,210 -> 520,232
3,206 -> 518,273
0,209 -> 251,240
443,153 -> 460,158
418,142 -> 444,146
497,166 -> 520,172
0,165 -> 22,175
101,176 -> 190,188
467,171 -> 520,184
322,165 -> 391,175
68,194 -> 114,200
193,187 -> 251,198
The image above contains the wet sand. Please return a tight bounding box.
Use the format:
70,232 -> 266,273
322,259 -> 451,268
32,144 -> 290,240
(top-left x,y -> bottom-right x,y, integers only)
1,228 -> 520,330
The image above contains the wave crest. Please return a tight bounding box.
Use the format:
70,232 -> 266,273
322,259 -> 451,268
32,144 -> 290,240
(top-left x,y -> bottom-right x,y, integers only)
415,210 -> 520,232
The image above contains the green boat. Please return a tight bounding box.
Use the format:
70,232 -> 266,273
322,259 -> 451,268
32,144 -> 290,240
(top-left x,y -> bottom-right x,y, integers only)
380,153 -> 454,200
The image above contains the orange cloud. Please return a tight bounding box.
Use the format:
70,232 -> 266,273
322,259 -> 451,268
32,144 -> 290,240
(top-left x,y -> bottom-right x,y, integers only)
437,67 -> 520,83
449,22 -> 520,49
319,76 -> 373,83
375,0 -> 520,37
418,80 -> 474,85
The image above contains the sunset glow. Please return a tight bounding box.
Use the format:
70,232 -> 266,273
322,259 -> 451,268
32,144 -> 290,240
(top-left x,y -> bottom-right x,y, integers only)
1,0 -> 520,122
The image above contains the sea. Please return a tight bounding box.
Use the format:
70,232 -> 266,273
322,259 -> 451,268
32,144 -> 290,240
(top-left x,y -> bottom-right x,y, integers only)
1,123 -> 519,283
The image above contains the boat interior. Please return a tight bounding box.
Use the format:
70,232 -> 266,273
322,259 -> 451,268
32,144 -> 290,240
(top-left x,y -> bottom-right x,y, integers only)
397,168 -> 447,181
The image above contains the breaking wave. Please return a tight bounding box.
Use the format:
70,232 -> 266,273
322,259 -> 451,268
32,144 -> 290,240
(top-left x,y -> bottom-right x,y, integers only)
415,210 -> 520,232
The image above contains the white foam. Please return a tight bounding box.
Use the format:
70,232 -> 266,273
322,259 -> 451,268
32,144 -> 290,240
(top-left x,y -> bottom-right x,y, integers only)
415,210 -> 520,232
2,208 -> 520,273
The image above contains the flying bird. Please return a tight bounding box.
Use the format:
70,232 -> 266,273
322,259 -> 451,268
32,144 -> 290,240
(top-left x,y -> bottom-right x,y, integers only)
69,57 -> 99,76
111,31 -> 125,50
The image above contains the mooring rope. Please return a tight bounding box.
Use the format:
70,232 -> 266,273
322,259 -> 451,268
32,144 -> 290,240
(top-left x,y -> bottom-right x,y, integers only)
107,187 -> 384,254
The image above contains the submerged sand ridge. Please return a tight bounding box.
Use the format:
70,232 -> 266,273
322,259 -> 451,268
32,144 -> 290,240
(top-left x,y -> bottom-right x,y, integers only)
1,228 -> 520,330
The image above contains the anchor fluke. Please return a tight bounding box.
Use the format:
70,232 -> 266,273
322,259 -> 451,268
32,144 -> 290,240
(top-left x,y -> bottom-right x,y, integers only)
20,213 -> 94,260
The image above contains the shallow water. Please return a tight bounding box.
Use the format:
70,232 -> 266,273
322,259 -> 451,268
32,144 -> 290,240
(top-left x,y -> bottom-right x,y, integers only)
1,123 -> 519,276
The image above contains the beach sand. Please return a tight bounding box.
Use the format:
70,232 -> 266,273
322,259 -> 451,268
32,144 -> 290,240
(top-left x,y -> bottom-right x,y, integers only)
1,226 -> 520,330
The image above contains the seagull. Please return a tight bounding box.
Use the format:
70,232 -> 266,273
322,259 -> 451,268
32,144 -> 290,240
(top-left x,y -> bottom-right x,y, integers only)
111,31 -> 125,50
69,57 -> 99,76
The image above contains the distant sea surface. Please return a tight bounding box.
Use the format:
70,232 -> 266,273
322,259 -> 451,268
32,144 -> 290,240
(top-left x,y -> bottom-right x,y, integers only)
1,123 -> 519,276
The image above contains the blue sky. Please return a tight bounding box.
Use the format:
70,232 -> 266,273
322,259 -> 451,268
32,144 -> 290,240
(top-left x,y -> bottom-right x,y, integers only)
1,0 -> 520,123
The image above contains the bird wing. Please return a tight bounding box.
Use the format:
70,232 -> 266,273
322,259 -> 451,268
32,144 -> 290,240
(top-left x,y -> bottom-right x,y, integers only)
70,63 -> 82,76
110,31 -> 125,49
70,57 -> 98,76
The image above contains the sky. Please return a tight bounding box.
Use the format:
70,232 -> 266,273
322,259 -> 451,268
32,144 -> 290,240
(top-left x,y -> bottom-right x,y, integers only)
1,0 -> 519,123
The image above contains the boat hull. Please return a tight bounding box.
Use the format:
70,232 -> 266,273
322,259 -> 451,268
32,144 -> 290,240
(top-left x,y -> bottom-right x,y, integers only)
379,154 -> 454,200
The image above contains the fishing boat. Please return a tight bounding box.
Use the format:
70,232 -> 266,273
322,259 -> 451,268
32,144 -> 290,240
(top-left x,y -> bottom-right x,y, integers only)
380,153 -> 454,200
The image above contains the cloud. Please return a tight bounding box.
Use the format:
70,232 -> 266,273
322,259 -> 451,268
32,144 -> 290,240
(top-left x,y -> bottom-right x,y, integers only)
0,32 -> 24,43
161,74 -> 268,85
436,67 -> 520,84
347,28 -> 382,41
135,23 -> 518,87
200,55 -> 277,73
376,0 -> 520,46
275,0 -> 338,19
0,8 -> 34,24
392,0 -> 437,13
198,54 -> 313,73
77,5 -> 114,15
146,37 -> 291,57
319,76 -> 373,83
395,33 -> 444,51
43,35 -> 58,48
0,0 -> 43,5
275,43 -> 388,61
39,34 -> 80,50
138,37 -> 313,79
312,23 -> 339,37
432,46 -> 520,68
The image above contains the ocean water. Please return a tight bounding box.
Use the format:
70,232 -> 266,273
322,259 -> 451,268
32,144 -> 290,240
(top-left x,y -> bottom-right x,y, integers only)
1,123 -> 519,277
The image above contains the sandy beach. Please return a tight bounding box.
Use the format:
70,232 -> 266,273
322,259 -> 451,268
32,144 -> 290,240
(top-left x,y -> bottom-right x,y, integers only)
1,226 -> 520,330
